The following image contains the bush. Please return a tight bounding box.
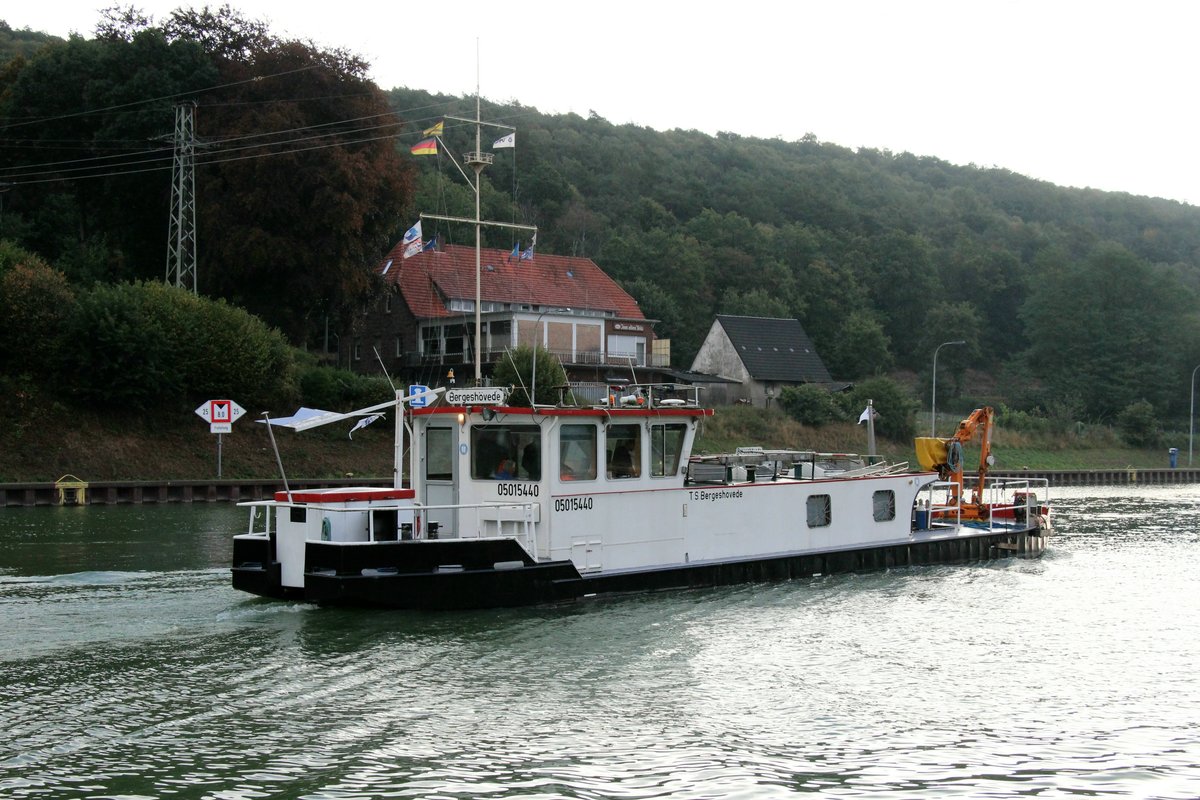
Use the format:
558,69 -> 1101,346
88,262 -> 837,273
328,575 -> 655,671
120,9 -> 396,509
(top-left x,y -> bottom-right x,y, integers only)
67,281 -> 296,410
1116,400 -> 1159,448
779,384 -> 843,426
837,376 -> 919,441
491,344 -> 566,406
0,257 -> 77,377
296,358 -> 394,411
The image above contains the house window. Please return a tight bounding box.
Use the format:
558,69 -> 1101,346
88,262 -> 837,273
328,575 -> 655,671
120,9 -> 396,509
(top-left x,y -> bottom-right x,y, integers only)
607,334 -> 646,366
606,424 -> 640,479
422,326 -> 441,355
394,336 -> 402,357
873,490 -> 896,522
560,424 -> 598,481
649,423 -> 686,477
806,494 -> 831,528
384,293 -> 392,313
353,340 -> 361,361
444,324 -> 465,357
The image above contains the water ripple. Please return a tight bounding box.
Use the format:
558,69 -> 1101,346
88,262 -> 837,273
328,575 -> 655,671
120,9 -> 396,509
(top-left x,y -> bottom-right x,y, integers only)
1,490 -> 1199,798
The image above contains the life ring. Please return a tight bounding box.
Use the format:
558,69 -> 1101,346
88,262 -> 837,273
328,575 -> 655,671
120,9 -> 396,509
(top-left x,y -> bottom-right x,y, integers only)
946,441 -> 963,472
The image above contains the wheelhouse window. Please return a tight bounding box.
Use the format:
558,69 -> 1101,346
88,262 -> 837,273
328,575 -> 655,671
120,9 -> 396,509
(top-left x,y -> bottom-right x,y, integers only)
873,490 -> 896,522
806,494 -> 831,528
425,427 -> 453,481
471,425 -> 541,481
650,423 -> 687,477
606,424 -> 641,479
560,424 -> 598,481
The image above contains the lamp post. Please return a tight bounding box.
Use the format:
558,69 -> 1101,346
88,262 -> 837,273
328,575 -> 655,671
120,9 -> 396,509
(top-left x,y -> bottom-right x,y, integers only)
530,307 -> 571,407
1191,364 -> 1200,466
931,340 -> 966,437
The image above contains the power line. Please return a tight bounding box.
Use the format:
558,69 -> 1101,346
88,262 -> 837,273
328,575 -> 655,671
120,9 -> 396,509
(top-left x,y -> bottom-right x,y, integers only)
0,64 -> 320,132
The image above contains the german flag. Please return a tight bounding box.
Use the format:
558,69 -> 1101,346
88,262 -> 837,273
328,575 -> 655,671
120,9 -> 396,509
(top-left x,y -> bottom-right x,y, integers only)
410,137 -> 437,156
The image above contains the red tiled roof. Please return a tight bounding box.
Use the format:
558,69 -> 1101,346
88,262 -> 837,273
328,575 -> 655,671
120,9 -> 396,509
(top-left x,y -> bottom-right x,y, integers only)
380,243 -> 644,321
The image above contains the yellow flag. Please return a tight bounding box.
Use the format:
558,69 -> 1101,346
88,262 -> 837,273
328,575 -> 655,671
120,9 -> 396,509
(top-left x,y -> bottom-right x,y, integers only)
423,120 -> 444,137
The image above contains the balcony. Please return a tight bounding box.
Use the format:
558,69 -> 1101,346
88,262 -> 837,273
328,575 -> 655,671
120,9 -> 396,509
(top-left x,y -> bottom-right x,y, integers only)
401,348 -> 670,369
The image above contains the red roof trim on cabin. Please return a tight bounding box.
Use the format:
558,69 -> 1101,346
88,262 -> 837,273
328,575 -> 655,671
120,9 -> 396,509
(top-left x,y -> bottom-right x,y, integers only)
276,488 -> 416,503
411,406 -> 713,419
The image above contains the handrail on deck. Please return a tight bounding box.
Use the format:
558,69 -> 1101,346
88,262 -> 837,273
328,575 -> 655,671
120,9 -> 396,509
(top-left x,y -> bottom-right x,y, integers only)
237,498 -> 543,560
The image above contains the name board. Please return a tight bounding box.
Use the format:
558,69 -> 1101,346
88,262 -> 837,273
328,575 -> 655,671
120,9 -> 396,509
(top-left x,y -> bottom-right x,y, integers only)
614,322 -> 645,332
446,387 -> 509,405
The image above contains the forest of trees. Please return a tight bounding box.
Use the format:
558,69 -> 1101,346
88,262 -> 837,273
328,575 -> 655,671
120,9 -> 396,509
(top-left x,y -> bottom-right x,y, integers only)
3,10 -> 1200,428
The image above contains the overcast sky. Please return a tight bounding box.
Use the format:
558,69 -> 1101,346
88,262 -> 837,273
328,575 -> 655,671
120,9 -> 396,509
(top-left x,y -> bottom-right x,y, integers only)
10,1 -> 1199,205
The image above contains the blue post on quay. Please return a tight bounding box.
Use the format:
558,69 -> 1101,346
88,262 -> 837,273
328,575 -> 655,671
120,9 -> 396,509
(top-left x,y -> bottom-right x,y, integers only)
1169,448 -> 1179,469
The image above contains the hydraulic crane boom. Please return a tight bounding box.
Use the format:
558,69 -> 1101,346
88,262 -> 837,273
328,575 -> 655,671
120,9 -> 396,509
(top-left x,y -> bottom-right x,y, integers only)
914,406 -> 995,520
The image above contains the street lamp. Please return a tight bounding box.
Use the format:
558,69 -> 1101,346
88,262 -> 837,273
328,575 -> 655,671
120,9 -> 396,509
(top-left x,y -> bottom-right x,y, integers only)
931,340 -> 966,436
1191,364 -> 1200,466
530,307 -> 571,408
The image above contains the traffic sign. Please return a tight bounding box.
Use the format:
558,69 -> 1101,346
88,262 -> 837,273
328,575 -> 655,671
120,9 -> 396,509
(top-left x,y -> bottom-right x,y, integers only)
195,399 -> 246,434
408,385 -> 433,408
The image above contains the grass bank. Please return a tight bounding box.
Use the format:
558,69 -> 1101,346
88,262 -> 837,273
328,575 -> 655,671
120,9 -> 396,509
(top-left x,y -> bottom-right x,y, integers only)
696,406 -> 1178,471
0,400 -> 1179,483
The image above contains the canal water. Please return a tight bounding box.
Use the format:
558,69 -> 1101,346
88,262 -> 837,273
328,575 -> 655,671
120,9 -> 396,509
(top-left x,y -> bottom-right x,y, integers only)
1,486 -> 1198,799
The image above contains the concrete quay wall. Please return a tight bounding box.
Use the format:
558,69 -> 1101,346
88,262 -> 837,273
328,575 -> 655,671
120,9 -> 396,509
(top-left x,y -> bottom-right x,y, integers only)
1,477 -> 391,508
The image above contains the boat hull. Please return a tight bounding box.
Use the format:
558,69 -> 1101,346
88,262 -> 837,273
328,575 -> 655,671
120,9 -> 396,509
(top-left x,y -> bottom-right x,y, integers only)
232,523 -> 1048,609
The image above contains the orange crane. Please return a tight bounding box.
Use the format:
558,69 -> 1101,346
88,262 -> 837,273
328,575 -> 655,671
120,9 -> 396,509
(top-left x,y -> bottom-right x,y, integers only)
915,406 -> 995,521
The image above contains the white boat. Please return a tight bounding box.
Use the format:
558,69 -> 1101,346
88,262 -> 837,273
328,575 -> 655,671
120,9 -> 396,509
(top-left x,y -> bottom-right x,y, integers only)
231,387 -> 1050,609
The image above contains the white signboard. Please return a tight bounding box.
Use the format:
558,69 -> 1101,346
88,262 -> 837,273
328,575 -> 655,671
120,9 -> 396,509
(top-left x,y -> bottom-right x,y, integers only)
445,387 -> 508,406
195,399 -> 246,434
408,384 -> 433,408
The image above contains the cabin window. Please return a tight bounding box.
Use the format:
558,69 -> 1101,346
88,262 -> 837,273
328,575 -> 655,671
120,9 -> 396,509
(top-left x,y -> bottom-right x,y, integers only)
471,425 -> 541,480
560,424 -> 598,481
425,427 -> 454,481
606,424 -> 641,479
649,423 -> 687,477
873,490 -> 896,522
806,494 -> 831,528
289,507 -> 306,523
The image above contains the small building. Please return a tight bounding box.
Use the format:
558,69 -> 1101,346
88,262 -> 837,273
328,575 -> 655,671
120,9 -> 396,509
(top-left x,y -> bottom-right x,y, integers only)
342,242 -> 668,388
688,315 -> 836,406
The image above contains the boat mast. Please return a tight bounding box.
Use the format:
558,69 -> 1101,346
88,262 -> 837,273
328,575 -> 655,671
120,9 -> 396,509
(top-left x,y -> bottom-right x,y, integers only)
420,50 -> 534,386
470,56 -> 485,385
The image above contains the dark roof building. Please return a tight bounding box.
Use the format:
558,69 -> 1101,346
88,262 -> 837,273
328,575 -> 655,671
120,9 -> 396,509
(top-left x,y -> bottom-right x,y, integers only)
688,315 -> 836,406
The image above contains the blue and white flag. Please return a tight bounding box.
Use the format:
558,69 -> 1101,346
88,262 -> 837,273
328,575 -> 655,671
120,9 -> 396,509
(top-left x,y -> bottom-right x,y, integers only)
520,231 -> 536,261
493,132 -> 515,149
401,221 -> 422,259
349,413 -> 384,439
